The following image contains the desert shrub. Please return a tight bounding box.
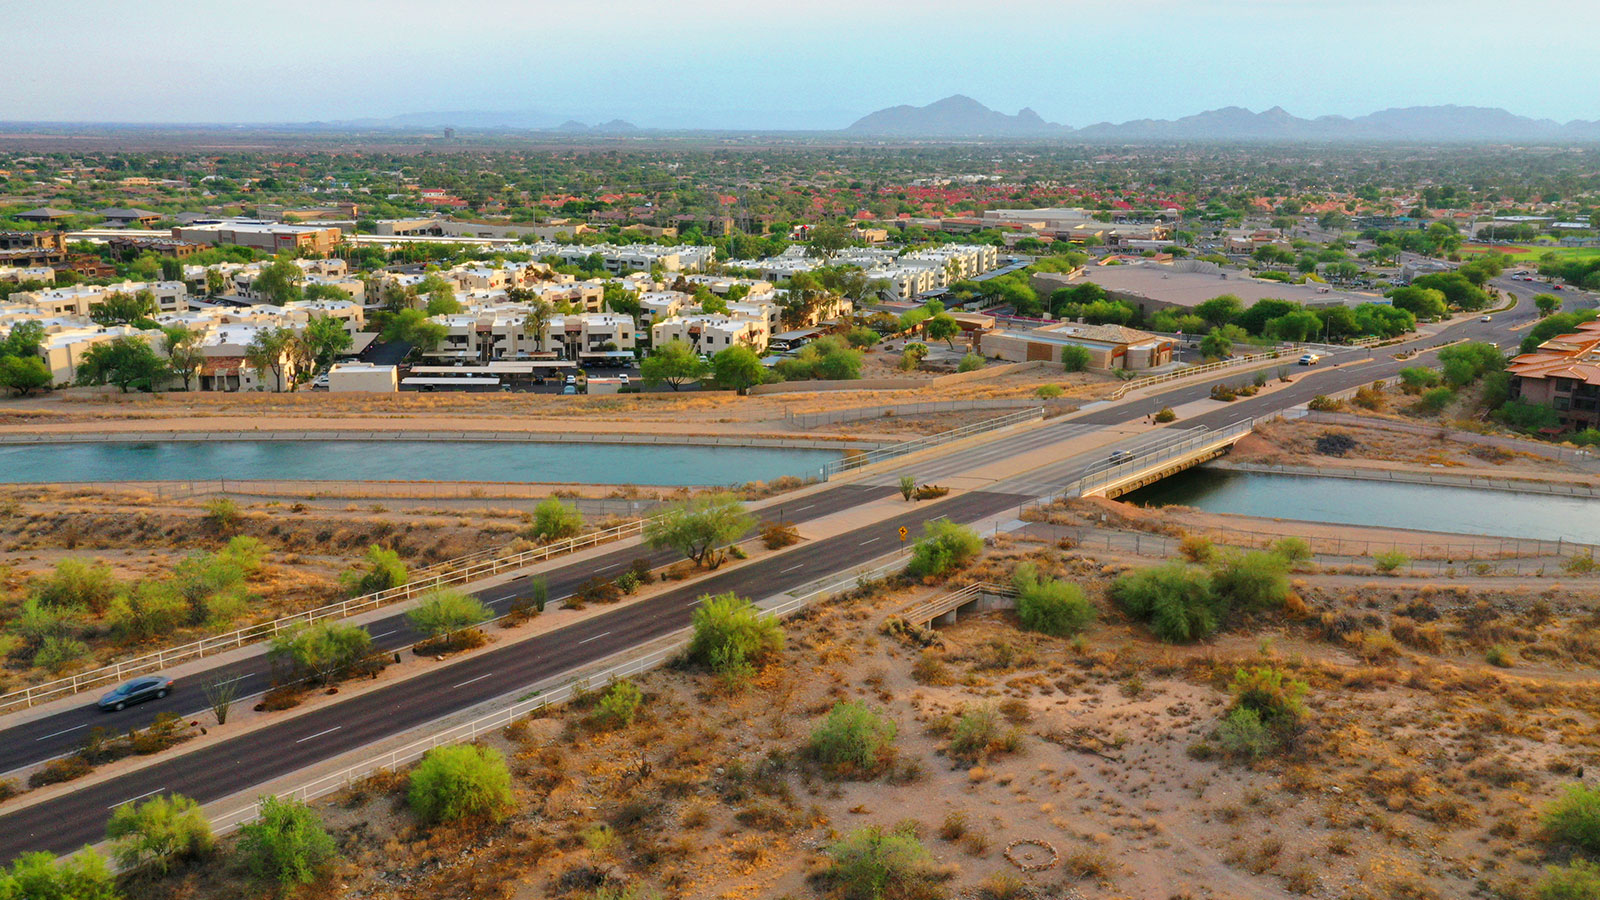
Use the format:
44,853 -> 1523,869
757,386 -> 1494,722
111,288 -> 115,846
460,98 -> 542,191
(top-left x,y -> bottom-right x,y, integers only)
761,521 -> 800,549
33,559 -> 118,614
106,581 -> 190,643
957,353 -> 984,372
1209,383 -> 1237,402
1399,367 -> 1441,392
1374,550 -> 1409,574
1539,860 -> 1600,900
236,795 -> 337,890
0,849 -> 118,900
815,824 -> 948,900
1111,563 -> 1220,642
905,520 -> 983,579
1486,645 -> 1514,667
0,779 -> 17,803
408,744 -> 514,825
1352,383 -> 1385,410
1154,406 -> 1177,423
1565,554 -> 1597,575
1272,537 -> 1312,563
593,679 -> 643,729
947,704 -> 1020,763
1011,564 -> 1095,637
1219,665 -> 1309,758
808,701 -> 898,778
407,588 -> 491,645
1306,394 -> 1344,411
1061,345 -> 1091,373
576,576 -> 622,605
1035,383 -> 1064,399
28,754 -> 92,788
1179,535 -> 1214,563
106,793 -> 214,875
528,497 -> 583,542
1413,386 -> 1455,414
1211,551 -> 1291,611
341,544 -> 407,596
268,621 -> 372,684
1543,784 -> 1600,854
687,592 -> 783,686
32,635 -> 89,673
204,497 -> 240,532
1214,706 -> 1274,760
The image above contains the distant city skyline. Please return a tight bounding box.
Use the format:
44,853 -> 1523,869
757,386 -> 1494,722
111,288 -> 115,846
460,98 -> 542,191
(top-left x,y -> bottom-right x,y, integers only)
9,0 -> 1600,129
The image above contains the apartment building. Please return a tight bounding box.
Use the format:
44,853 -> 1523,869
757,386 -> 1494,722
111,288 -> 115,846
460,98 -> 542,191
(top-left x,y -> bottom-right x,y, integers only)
173,219 -> 343,255
1508,320 -> 1600,431
651,313 -> 769,354
542,313 -> 638,360
36,324 -> 165,384
11,281 -> 188,316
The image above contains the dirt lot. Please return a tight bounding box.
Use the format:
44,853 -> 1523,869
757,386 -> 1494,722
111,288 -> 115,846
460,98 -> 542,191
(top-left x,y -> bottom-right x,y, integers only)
118,530 -> 1600,900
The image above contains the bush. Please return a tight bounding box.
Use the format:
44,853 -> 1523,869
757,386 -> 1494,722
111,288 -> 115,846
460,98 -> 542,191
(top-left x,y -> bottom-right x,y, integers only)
947,704 -> 1019,763
408,744 -> 514,825
957,353 -> 984,373
204,497 -> 240,533
1540,860 -> 1600,900
1398,366 -> 1441,392
236,795 -> 337,890
1011,564 -> 1095,637
32,635 -> 89,673
106,793 -> 215,875
1273,537 -> 1312,563
341,544 -> 407,596
575,576 -> 622,606
1214,706 -> 1273,760
808,701 -> 898,778
407,588 -> 491,644
1374,550 -> 1409,574
1306,394 -> 1343,412
34,558 -> 118,614
1209,383 -> 1237,402
28,754 -> 92,788
268,621 -> 372,684
1154,407 -> 1177,423
593,679 -> 643,729
905,520 -> 983,579
0,849 -> 118,900
761,521 -> 800,549
1035,383 -> 1064,399
1179,535 -> 1214,563
1111,563 -> 1220,642
815,825 -> 947,900
1413,386 -> 1455,414
106,581 -> 189,643
1210,551 -> 1291,611
1544,784 -> 1600,854
1060,345 -> 1092,373
688,592 -> 784,685
1228,665 -> 1309,733
528,497 -> 583,542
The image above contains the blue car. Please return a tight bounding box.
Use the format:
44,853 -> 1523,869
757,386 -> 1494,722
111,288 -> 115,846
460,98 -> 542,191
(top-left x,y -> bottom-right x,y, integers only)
98,674 -> 174,712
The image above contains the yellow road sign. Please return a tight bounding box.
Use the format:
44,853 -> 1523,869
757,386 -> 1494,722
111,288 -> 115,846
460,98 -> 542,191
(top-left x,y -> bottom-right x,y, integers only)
898,526 -> 909,541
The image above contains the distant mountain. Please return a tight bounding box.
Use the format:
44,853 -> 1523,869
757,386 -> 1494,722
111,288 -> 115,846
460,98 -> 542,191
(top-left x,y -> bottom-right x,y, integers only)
846,95 -> 1064,137
847,96 -> 1600,142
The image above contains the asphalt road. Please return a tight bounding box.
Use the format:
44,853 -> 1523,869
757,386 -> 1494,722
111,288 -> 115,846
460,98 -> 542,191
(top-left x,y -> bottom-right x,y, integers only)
0,488 -> 1028,859
0,278 -> 1549,860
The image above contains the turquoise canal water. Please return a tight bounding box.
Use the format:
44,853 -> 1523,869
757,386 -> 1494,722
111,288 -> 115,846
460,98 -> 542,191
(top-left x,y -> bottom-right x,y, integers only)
5,440 -> 841,487
1125,468 -> 1600,545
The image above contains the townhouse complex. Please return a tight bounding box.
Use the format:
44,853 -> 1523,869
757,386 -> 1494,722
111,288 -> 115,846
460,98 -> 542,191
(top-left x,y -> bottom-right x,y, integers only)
727,243 -> 999,302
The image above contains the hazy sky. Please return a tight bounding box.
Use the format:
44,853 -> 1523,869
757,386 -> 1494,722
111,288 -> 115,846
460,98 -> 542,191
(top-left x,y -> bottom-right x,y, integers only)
8,0 -> 1599,128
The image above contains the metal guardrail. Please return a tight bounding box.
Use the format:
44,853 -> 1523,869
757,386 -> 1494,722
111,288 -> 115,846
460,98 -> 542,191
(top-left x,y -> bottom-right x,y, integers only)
818,408 -> 1043,480
1034,418 -> 1257,502
784,398 -> 1050,429
0,518 -> 651,713
205,549 -> 915,838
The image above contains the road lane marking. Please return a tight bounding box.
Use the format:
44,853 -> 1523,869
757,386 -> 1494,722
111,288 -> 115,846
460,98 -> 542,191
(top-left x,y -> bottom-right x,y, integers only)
780,563 -> 804,573
794,504 -> 814,512
597,564 -> 619,572
108,787 -> 165,809
36,723 -> 89,741
370,630 -> 396,639
452,673 -> 493,689
578,631 -> 611,645
295,726 -> 342,744
860,537 -> 880,545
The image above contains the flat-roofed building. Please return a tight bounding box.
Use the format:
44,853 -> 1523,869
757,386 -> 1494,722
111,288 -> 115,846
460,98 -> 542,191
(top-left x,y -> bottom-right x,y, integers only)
327,362 -> 398,393
1033,260 -> 1385,318
651,313 -> 768,354
980,321 -> 1172,372
173,219 -> 343,255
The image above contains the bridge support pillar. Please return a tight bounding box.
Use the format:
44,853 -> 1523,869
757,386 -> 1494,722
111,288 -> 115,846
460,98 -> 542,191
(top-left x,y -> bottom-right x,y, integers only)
934,610 -> 958,627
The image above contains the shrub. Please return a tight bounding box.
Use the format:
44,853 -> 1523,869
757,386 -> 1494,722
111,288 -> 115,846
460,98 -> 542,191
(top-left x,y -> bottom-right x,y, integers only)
268,621 -> 372,684
1211,551 -> 1291,611
1374,550 -> 1409,574
1306,394 -> 1343,412
1413,386 -> 1455,414
643,493 -> 754,569
341,544 -> 407,596
815,825 -> 947,900
1111,563 -> 1220,642
687,592 -> 783,684
1214,706 -> 1273,760
905,520 -> 983,579
1486,645 -> 1514,667
898,475 -> 916,501
1228,665 -> 1309,733
1011,563 -> 1095,637
957,353 -> 984,373
808,701 -> 898,778
1398,366 -> 1441,392
761,521 -> 800,549
1544,784 -> 1600,854
1272,537 -> 1312,563
946,704 -> 1019,763
106,793 -> 215,875
1540,860 -> 1600,900
34,558 -> 118,614
28,754 -> 92,788
32,635 -> 89,673
106,581 -> 189,643
236,796 -> 337,890
1061,345 -> 1092,372
1179,535 -> 1214,563
1,849 -> 118,900
408,744 -> 514,825
528,497 -> 584,542
1154,407 -> 1177,423
1035,383 -> 1064,399
575,576 -> 622,605
204,497 -> 240,533
1209,383 -> 1237,402
407,588 -> 491,644
593,679 -> 643,729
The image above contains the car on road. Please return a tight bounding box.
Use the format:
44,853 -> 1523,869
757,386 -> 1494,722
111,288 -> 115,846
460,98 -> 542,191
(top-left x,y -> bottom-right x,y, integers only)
1481,314 -> 1493,323
1298,353 -> 1321,366
98,674 -> 174,712
1108,449 -> 1135,465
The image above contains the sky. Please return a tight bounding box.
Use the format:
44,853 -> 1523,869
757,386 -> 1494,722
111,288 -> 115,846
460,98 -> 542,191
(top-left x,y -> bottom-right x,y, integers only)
7,0 -> 1600,129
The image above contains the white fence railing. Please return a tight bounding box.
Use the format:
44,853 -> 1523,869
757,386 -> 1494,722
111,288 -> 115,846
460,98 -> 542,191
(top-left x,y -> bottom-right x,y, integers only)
0,518 -> 651,713
206,548 -> 915,837
819,408 -> 1043,479
1035,418 -> 1256,502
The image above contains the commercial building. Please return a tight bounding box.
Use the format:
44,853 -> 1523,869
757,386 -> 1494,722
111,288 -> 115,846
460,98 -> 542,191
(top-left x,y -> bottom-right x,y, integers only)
980,322 -> 1172,372
327,362 -> 398,393
1033,260 -> 1385,318
1507,320 -> 1600,431
172,219 -> 343,255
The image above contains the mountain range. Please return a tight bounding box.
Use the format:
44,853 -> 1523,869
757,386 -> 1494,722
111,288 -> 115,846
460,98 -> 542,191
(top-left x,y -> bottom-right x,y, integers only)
846,95 -> 1600,142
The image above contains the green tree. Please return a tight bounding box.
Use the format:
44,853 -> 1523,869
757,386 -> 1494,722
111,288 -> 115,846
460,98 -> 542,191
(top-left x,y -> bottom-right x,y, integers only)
808,701 -> 898,778
711,344 -> 766,394
253,259 -> 304,304
75,337 -> 168,392
898,342 -> 928,371
406,588 -> 492,643
341,544 -> 408,595
1386,286 -> 1448,320
846,325 -> 881,349
1111,563 -> 1220,642
641,338 -> 709,391
1199,328 -> 1234,360
416,274 -> 457,314
35,558 -> 118,613
805,222 -> 853,260
924,313 -> 960,349
88,290 -> 156,326
236,795 -> 337,891
1534,293 -> 1562,317
0,849 -> 119,900
529,497 -> 583,541
106,581 -> 190,642
644,493 -> 754,568
381,307 -> 447,351
1,319 -> 45,357
302,315 -> 353,372
106,793 -> 215,875
0,356 -> 52,396
818,825 -> 943,900
1011,563 -> 1096,636
1210,551 -> 1291,611
268,621 -> 372,684
1060,345 -> 1092,372
905,520 -> 983,579
1195,294 -> 1243,328
161,324 -> 205,391
687,592 -> 784,680
407,744 -> 514,825
1437,341 -> 1505,387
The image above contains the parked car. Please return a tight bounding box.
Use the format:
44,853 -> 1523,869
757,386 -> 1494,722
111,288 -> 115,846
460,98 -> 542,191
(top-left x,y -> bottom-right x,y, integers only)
564,374 -> 577,385
1298,353 -> 1321,366
561,385 -> 577,395
311,373 -> 330,391
98,674 -> 174,712
619,374 -> 629,385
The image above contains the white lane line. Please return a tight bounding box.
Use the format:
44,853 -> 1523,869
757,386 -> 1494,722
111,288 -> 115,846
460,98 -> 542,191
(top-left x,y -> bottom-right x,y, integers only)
578,631 -> 611,645
781,563 -> 805,573
794,504 -> 814,512
370,630 -> 396,639
859,537 -> 880,545
452,673 -> 493,689
295,726 -> 342,744
36,723 -> 90,742
108,787 -> 165,809
597,563 -> 619,572
209,673 -> 252,687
